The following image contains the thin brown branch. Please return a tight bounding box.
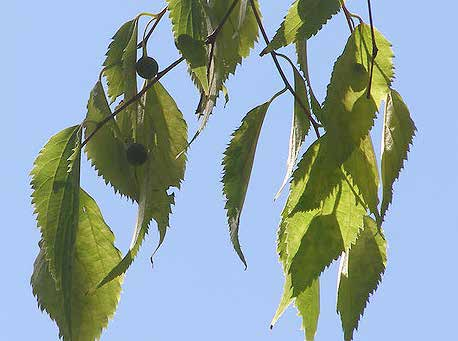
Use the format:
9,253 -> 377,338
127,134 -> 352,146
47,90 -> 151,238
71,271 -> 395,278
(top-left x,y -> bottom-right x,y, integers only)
205,0 -> 240,45
366,0 -> 378,99
137,7 -> 168,49
249,0 -> 320,138
81,57 -> 185,147
340,1 -> 355,32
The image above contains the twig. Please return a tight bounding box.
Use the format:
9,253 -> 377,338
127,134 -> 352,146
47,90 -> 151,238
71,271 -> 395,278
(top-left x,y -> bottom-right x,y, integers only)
340,1 -> 355,32
205,0 -> 240,45
137,7 -> 168,49
249,0 -> 320,138
366,0 -> 378,99
82,57 -> 185,147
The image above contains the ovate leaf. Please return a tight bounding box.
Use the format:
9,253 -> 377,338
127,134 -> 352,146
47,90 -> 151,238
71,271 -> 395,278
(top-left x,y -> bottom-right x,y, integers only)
381,89 -> 416,220
275,55 -> 311,200
84,81 -> 139,200
30,125 -> 81,330
222,90 -> 281,267
31,190 -> 123,341
262,0 -> 341,55
337,216 -> 387,341
96,82 -> 187,288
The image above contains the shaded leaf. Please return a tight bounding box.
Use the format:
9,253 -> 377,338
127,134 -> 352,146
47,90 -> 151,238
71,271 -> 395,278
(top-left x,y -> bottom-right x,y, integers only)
222,90 -> 282,267
337,216 -> 387,341
381,89 -> 416,220
262,0 -> 341,55
84,81 -> 139,201
275,55 -> 311,200
31,190 -> 123,341
30,125 -> 81,330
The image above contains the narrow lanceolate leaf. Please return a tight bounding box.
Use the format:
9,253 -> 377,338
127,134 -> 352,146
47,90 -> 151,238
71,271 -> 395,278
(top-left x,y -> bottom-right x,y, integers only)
103,19 -> 139,136
295,279 -> 320,341
294,24 -> 394,210
290,179 -> 366,295
222,91 -> 281,267
381,89 -> 416,220
166,0 -> 209,92
31,190 -> 123,341
30,125 -> 81,332
85,81 -> 139,200
262,0 -> 342,55
275,55 -> 311,200
337,216 -> 387,341
96,82 -> 187,288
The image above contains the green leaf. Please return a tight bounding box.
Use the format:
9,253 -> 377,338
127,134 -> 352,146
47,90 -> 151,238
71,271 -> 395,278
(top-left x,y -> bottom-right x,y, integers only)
30,125 -> 82,330
381,89 -> 416,220
31,190 -> 123,341
166,0 -> 209,92
275,54 -> 311,200
96,82 -> 187,288
295,279 -> 320,341
262,0 -> 342,55
337,216 -> 387,341
343,135 -> 380,221
222,90 -> 282,267
290,180 -> 366,295
294,24 -> 394,210
84,81 -> 139,200
103,19 -> 139,137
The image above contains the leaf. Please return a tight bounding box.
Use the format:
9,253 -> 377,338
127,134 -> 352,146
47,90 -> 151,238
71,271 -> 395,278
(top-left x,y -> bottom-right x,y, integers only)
166,0 -> 209,92
343,135 -> 380,221
337,216 -> 387,341
31,190 -> 123,341
275,54 -> 311,200
222,90 -> 282,267
294,24 -> 394,210
96,82 -> 187,288
289,180 -> 366,295
84,81 -> 139,200
295,279 -> 320,341
381,89 -> 416,220
262,0 -> 342,55
30,125 -> 82,330
103,18 -> 139,137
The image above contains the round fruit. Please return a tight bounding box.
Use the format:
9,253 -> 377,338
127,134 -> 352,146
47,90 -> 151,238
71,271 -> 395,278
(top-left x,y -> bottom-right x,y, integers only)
126,143 -> 148,166
136,56 -> 159,79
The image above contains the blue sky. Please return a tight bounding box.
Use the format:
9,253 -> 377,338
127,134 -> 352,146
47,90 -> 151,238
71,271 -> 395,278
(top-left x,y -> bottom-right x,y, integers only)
3,1 -> 458,340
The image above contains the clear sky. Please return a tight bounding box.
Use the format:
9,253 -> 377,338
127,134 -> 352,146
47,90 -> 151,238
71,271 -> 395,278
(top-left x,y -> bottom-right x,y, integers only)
3,1 -> 458,340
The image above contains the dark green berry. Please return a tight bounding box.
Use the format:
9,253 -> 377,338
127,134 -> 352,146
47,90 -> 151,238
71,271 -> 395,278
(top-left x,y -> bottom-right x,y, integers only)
136,56 -> 159,79
126,143 -> 148,166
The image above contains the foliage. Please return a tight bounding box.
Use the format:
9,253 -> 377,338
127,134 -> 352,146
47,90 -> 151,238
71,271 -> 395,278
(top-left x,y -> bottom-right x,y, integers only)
30,1 -> 415,340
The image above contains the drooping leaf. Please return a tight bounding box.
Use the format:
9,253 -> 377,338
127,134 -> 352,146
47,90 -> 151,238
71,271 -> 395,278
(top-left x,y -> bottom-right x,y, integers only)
84,81 -> 139,201
166,0 -> 209,92
289,180 -> 366,295
30,125 -> 82,330
103,18 -> 139,137
381,89 -> 416,220
96,82 -> 187,288
343,135 -> 380,221
31,190 -> 123,341
275,54 -> 311,200
294,24 -> 394,210
262,0 -> 342,55
337,216 -> 387,341
295,279 -> 320,341
222,90 -> 283,267
295,39 -> 322,121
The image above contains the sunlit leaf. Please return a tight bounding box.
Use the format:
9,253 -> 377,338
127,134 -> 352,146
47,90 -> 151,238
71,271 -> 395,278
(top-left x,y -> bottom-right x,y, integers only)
337,216 -> 387,341
30,125 -> 82,329
262,0 -> 342,55
222,89 -> 283,267
381,89 -> 416,220
31,190 -> 123,341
